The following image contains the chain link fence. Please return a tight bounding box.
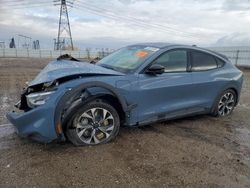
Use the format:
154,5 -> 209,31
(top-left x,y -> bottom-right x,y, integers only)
0,48 -> 113,60
0,46 -> 250,67
209,47 -> 250,67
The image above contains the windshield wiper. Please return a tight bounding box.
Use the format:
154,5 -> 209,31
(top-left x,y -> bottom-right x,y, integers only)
99,64 -> 115,70
98,64 -> 127,74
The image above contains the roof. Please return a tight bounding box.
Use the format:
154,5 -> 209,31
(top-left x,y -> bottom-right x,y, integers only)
131,42 -> 178,48
130,42 -> 229,61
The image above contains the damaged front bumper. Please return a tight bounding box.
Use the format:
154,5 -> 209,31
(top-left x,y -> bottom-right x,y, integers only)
6,105 -> 58,143
6,88 -> 66,143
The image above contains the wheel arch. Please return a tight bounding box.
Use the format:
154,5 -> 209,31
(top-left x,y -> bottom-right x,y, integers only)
94,94 -> 126,124
211,85 -> 240,115
227,87 -> 239,105
54,81 -> 129,139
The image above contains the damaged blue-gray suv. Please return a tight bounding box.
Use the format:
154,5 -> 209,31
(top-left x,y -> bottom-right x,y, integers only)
7,43 -> 243,146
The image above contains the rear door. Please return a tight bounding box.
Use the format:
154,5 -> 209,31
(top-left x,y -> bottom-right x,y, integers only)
190,50 -> 224,109
136,49 -> 197,124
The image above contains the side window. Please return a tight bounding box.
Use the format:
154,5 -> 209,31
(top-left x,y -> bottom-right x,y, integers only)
216,58 -> 225,68
154,50 -> 187,72
191,51 -> 217,71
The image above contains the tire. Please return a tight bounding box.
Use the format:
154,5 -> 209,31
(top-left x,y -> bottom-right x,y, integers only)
65,99 -> 120,146
211,89 -> 237,117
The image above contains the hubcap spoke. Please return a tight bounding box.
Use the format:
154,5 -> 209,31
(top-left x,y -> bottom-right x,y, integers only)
91,108 -> 96,118
82,112 -> 93,120
105,116 -> 113,120
93,135 -> 100,144
98,125 -> 114,137
102,109 -> 108,120
78,129 -> 86,137
77,129 -> 84,137
99,110 -> 114,123
218,102 -> 224,108
85,129 -> 96,144
76,123 -> 92,129
77,124 -> 93,137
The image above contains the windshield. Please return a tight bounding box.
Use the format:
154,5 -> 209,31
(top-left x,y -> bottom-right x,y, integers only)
97,46 -> 159,73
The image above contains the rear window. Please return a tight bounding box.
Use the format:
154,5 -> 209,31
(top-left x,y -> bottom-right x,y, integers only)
191,51 -> 217,71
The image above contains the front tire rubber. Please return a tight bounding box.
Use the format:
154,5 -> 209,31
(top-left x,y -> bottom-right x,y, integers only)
66,100 -> 120,146
211,89 -> 237,117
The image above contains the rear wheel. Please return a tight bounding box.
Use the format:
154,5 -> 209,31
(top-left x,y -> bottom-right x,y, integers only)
211,89 -> 237,117
66,100 -> 120,146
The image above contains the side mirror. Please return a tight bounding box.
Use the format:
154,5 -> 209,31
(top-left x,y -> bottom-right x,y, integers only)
146,64 -> 165,75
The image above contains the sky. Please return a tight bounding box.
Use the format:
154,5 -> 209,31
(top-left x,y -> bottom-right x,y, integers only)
0,0 -> 250,49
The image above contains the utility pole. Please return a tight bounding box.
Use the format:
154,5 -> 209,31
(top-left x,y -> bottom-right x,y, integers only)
18,34 -> 32,49
0,41 -> 5,48
54,0 -> 74,50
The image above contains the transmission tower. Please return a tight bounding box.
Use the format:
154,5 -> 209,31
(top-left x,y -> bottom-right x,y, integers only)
54,0 -> 74,50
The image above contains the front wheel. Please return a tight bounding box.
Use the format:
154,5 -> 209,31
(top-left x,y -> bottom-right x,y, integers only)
66,100 -> 120,146
211,89 -> 237,117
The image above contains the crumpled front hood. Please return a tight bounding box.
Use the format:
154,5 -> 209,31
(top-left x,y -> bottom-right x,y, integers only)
28,60 -> 124,86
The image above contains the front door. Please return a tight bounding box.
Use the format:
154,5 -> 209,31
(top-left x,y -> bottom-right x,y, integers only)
136,49 -> 197,124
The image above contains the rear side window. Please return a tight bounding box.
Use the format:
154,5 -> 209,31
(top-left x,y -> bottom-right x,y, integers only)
154,50 -> 187,72
216,58 -> 225,68
191,51 -> 217,71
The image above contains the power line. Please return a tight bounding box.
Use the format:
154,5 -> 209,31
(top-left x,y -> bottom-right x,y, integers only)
2,0 -> 206,40
75,0 -> 200,38
1,0 -> 52,5
2,0 -> 210,45
2,1 -> 52,7
2,0 -> 28,3
0,0 -> 53,10
72,4 -> 179,36
75,0 -> 206,38
73,1 -> 205,40
72,2 -> 204,40
1,4 -> 53,10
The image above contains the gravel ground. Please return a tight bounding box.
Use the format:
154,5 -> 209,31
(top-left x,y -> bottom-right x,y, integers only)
0,58 -> 250,188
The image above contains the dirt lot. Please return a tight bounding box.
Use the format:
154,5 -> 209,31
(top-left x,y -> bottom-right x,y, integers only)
0,58 -> 250,188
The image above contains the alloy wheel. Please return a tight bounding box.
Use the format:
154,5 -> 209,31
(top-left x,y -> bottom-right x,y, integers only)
218,92 -> 235,116
75,107 -> 115,144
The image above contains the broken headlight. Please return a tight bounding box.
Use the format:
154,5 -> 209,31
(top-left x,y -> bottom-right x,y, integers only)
26,91 -> 55,108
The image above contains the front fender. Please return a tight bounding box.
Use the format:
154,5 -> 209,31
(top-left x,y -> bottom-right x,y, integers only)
54,81 -> 129,137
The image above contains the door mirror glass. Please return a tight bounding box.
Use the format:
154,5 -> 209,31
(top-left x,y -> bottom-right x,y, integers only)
146,64 -> 165,75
